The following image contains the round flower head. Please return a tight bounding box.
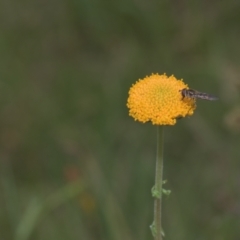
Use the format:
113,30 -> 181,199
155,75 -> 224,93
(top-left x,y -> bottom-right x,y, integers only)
127,73 -> 196,125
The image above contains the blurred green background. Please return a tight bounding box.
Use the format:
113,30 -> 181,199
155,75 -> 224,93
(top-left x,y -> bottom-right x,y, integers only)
1,0 -> 240,239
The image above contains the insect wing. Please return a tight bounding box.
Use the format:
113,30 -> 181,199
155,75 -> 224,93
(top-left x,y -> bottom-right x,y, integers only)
195,91 -> 218,101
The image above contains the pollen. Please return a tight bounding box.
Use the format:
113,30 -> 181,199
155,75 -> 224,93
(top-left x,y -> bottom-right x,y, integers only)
127,73 -> 196,125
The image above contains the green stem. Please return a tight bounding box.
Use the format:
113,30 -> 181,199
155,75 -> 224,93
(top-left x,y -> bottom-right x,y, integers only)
151,126 -> 164,240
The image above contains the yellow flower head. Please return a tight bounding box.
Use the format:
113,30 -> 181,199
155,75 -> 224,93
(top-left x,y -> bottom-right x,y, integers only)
127,73 -> 196,125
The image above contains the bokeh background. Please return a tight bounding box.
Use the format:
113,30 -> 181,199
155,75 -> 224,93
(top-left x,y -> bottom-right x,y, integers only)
1,1 -> 240,240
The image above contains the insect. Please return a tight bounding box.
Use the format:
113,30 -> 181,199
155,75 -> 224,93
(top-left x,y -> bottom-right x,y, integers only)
180,88 -> 218,101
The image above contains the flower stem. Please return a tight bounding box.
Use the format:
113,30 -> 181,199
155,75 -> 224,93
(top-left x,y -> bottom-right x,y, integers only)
151,126 -> 164,240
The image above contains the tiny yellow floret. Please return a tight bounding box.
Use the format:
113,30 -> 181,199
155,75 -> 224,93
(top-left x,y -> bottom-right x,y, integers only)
127,73 -> 196,125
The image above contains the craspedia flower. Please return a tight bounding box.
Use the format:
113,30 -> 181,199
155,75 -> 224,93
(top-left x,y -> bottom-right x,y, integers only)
127,73 -> 196,125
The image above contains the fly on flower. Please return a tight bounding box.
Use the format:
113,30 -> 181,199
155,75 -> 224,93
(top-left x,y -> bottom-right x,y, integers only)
180,88 -> 218,101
